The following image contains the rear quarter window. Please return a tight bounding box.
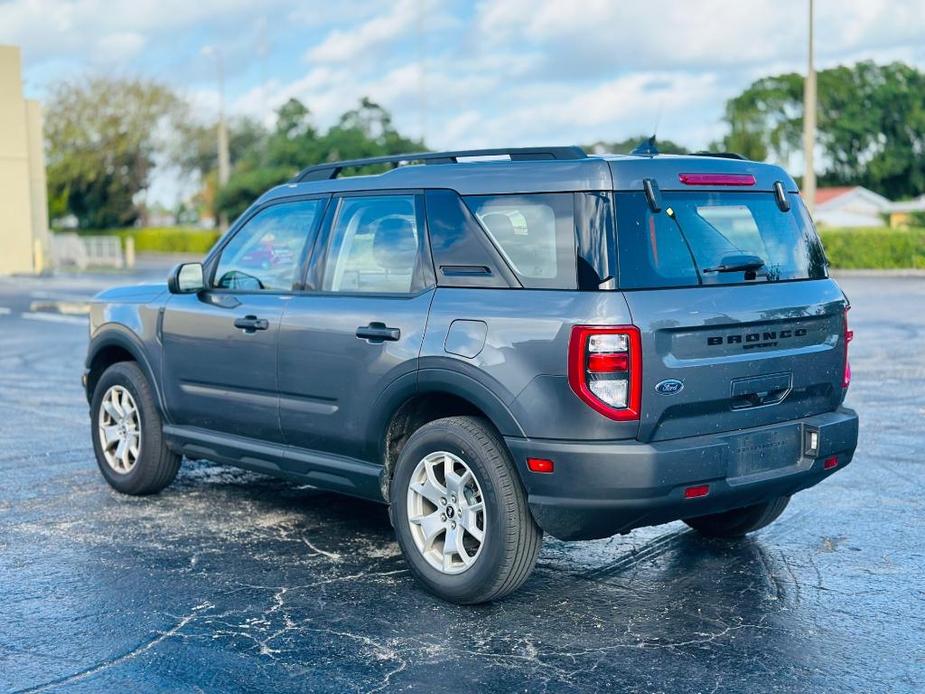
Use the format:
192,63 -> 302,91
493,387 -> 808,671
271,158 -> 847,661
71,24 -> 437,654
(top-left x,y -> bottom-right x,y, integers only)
464,193 -> 576,289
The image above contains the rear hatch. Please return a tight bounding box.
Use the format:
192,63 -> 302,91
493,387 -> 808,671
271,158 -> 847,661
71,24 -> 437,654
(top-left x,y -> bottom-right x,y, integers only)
612,180 -> 847,443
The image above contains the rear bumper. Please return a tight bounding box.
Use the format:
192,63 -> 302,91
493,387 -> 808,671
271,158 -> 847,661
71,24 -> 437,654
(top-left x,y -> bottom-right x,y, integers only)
505,407 -> 858,540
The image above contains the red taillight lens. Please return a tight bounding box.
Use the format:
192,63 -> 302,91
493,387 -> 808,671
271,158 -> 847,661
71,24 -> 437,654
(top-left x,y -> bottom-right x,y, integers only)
824,456 -> 839,470
568,325 -> 642,421
842,307 -> 853,389
678,173 -> 756,186
588,353 -> 629,373
526,457 -> 555,473
684,484 -> 710,499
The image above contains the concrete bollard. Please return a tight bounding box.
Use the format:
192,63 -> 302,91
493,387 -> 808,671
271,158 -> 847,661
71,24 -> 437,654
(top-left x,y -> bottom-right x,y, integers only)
125,236 -> 135,269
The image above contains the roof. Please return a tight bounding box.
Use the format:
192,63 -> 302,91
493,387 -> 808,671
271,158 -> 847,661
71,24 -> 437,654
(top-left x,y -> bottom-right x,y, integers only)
258,148 -> 799,206
887,195 -> 925,213
815,187 -> 857,205
815,185 -> 891,210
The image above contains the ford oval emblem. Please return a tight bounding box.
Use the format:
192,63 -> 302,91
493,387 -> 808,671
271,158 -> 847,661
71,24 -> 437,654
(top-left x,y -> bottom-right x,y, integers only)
655,379 -> 684,396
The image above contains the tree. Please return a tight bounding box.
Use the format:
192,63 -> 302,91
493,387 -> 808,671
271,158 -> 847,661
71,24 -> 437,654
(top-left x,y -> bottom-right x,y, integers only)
214,97 -> 425,221
172,116 -> 267,182
45,77 -> 182,228
720,61 -> 925,199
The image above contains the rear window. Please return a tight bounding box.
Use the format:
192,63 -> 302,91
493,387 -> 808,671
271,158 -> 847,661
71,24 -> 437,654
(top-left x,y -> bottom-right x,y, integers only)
464,193 -> 576,289
615,191 -> 828,289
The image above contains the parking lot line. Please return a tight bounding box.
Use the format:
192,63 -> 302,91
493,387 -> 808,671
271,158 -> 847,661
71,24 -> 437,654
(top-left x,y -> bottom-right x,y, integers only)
21,312 -> 88,326
0,307 -> 11,315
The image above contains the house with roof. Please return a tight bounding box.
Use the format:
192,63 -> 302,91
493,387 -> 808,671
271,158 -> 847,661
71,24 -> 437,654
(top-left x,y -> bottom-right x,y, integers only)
812,186 -> 891,228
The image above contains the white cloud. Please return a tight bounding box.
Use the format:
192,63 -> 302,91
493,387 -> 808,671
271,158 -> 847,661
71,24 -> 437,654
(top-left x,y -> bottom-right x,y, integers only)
93,32 -> 146,63
305,0 -> 421,64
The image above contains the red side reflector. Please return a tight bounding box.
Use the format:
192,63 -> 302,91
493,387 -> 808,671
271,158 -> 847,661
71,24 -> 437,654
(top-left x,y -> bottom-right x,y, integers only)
678,173 -> 756,186
824,456 -> 838,470
526,458 -> 554,474
684,484 -> 710,499
587,353 -> 629,373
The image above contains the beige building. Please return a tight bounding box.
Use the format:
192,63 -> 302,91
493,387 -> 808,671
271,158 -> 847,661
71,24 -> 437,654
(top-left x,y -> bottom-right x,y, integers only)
0,45 -> 48,274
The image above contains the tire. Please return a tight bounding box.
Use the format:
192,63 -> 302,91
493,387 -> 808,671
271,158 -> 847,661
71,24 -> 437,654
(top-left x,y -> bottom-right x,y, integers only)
90,361 -> 180,495
684,496 -> 791,538
390,416 -> 542,604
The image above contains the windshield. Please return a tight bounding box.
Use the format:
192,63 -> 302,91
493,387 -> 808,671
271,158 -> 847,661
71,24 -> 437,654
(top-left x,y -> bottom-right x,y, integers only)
615,191 -> 827,289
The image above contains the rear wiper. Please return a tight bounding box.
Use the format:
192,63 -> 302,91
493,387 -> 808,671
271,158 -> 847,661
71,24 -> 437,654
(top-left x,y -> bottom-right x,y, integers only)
701,254 -> 766,274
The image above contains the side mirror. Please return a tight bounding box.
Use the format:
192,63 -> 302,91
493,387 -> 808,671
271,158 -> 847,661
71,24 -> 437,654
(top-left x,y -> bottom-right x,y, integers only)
168,263 -> 205,294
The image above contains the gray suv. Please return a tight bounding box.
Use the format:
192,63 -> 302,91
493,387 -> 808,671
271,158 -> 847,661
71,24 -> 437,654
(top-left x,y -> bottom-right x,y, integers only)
84,145 -> 859,603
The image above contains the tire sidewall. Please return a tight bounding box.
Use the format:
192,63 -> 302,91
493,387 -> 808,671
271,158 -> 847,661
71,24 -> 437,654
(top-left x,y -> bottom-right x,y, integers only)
90,362 -> 161,494
390,421 -> 513,602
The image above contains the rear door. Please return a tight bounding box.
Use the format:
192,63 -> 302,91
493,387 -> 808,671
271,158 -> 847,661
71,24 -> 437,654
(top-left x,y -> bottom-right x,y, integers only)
278,192 -> 434,461
161,198 -> 327,441
613,189 -> 848,443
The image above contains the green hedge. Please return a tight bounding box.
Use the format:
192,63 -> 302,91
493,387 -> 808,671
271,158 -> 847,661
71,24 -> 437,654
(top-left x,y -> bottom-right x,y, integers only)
818,227 -> 925,269
121,227 -> 221,254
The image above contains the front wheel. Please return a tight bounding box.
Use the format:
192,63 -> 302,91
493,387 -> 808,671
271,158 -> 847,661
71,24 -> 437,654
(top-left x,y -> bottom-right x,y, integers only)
390,416 -> 542,604
90,361 -> 180,495
684,496 -> 791,538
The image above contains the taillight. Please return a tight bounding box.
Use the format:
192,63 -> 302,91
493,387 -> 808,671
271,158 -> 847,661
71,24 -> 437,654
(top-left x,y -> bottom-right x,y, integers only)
842,307 -> 853,389
568,326 -> 642,421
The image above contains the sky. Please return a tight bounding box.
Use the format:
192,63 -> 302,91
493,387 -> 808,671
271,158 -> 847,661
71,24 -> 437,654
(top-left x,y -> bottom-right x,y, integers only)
3,0 -> 925,204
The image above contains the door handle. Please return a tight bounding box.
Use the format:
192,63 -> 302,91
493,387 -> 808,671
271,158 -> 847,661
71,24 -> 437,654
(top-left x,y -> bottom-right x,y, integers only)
356,322 -> 401,343
234,315 -> 270,333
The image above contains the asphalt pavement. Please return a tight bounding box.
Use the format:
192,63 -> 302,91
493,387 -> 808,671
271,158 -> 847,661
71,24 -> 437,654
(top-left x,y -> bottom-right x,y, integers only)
0,273 -> 922,693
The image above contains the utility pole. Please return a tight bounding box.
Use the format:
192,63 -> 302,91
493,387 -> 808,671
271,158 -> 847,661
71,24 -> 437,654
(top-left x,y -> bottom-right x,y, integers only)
204,46 -> 231,230
803,0 -> 817,215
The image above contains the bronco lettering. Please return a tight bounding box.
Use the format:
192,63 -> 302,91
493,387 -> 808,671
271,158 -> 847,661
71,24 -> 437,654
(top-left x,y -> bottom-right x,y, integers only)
707,327 -> 807,347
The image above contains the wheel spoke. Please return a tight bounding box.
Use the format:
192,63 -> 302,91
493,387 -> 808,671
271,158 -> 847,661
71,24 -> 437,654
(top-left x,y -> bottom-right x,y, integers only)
120,390 -> 134,418
443,524 -> 471,566
102,400 -> 122,422
460,509 -> 484,543
410,510 -> 444,550
414,476 -> 445,507
101,425 -> 121,447
114,438 -> 128,468
120,438 -> 132,467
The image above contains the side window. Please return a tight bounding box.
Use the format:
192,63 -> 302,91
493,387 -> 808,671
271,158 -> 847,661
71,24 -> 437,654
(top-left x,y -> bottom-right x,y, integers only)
214,199 -> 324,291
464,193 -> 576,289
322,195 -> 423,294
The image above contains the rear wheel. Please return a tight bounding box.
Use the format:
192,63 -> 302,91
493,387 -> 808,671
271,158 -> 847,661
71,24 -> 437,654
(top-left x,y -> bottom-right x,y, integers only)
390,416 -> 542,604
684,496 -> 790,538
91,361 -> 180,495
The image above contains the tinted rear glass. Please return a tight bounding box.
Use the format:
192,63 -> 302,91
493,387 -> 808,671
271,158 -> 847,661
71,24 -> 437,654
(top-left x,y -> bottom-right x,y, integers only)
615,191 -> 827,289
464,193 -> 576,289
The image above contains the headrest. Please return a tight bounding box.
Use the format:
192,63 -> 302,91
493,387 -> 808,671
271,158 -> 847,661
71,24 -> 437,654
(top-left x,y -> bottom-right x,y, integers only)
481,212 -> 516,240
373,217 -> 417,270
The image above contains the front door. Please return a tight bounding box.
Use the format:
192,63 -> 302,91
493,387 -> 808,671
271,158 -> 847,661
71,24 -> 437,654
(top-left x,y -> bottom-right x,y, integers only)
278,193 -> 434,461
162,198 -> 327,441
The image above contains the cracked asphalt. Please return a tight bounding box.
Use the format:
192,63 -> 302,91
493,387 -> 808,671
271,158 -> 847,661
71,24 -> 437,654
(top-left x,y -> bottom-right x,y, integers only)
0,274 -> 923,693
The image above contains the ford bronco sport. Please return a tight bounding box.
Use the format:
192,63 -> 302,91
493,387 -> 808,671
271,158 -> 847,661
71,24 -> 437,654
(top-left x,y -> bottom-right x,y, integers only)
85,145 -> 859,604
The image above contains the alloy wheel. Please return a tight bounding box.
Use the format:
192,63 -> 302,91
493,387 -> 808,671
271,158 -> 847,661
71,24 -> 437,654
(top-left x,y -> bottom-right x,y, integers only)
406,451 -> 486,574
97,385 -> 141,474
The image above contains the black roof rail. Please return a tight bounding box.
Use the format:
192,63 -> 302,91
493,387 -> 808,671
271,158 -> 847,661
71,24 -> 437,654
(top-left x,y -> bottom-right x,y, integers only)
691,150 -> 747,161
292,146 -> 587,182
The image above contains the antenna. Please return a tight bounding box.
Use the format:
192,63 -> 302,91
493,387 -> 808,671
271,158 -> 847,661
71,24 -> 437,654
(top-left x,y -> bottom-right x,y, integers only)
652,100 -> 663,140
631,136 -> 660,157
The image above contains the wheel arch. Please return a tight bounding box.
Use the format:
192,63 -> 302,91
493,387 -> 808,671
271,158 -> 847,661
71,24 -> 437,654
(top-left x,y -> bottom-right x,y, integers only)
373,368 -> 525,501
85,327 -> 165,415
